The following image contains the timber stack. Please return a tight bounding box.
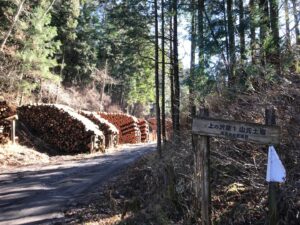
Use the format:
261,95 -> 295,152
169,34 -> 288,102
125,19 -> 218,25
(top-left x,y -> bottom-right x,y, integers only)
148,117 -> 173,140
80,111 -> 119,148
98,112 -> 141,144
18,104 -> 105,153
138,119 -> 149,143
0,100 -> 16,144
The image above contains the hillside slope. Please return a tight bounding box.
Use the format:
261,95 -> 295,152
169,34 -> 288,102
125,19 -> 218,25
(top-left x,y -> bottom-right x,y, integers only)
64,72 -> 300,225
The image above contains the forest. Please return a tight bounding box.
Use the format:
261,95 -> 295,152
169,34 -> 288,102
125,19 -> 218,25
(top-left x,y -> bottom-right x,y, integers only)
0,0 -> 300,224
0,0 -> 299,119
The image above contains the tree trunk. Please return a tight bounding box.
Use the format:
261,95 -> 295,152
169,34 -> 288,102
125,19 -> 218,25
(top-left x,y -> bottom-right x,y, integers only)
173,0 -> 180,139
0,0 -> 26,52
227,0 -> 236,86
223,0 -> 229,63
99,60 -> 108,109
249,0 -> 256,64
198,0 -> 205,77
169,1 -> 175,131
269,0 -> 281,74
259,0 -> 270,66
291,0 -> 300,45
238,0 -> 246,63
161,0 -> 166,143
284,0 -> 291,48
189,0 -> 196,123
154,0 -> 162,157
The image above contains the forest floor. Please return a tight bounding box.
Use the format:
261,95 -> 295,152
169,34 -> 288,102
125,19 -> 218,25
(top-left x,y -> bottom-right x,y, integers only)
64,73 -> 300,225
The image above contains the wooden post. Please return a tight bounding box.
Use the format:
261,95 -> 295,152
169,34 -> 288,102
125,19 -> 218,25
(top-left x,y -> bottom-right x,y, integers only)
90,135 -> 95,153
193,108 -> 211,225
11,120 -> 16,144
265,108 -> 279,225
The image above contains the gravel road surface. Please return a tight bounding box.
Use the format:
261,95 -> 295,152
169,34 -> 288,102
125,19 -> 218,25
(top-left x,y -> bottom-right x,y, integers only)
0,143 -> 156,225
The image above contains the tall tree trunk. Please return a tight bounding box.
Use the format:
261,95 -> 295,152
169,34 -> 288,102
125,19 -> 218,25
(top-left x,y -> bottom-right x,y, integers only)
238,0 -> 246,63
284,0 -> 291,48
190,0 -> 196,122
227,0 -> 236,86
173,0 -> 180,139
223,0 -> 229,63
249,0 -> 256,64
269,0 -> 281,74
291,0 -> 300,45
154,0 -> 162,156
198,0 -> 205,77
161,0 -> 166,143
259,0 -> 270,66
0,0 -> 26,52
169,1 -> 175,131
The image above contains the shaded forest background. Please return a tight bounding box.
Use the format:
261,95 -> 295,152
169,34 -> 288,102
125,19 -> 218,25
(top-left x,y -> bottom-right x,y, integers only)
0,0 -> 299,119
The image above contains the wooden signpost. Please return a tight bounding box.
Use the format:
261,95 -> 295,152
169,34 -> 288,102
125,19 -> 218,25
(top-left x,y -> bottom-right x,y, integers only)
192,108 -> 280,225
4,114 -> 18,144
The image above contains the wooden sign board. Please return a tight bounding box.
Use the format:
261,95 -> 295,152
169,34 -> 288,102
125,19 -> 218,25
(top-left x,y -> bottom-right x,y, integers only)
192,118 -> 280,145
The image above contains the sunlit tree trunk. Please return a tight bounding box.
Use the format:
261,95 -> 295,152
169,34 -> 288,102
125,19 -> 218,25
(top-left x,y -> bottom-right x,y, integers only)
189,0 -> 196,122
154,0 -> 162,156
169,0 -> 175,131
161,0 -> 166,143
223,0 -> 229,63
173,0 -> 180,139
198,0 -> 205,78
284,0 -> 291,48
291,0 -> 300,45
0,0 -> 26,52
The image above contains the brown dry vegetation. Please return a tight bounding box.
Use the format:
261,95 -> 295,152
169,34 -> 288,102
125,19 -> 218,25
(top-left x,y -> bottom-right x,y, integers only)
0,143 -> 50,168
65,72 -> 300,225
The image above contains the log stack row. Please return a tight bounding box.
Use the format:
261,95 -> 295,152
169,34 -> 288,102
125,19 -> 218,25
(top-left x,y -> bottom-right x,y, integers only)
138,119 -> 149,143
98,112 -> 141,144
0,101 -> 16,144
18,104 -> 105,153
0,101 -> 16,120
80,111 -> 119,148
147,117 -> 173,140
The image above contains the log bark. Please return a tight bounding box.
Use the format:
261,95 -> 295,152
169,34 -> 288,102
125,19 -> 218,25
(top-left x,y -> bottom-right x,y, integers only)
18,104 -> 105,153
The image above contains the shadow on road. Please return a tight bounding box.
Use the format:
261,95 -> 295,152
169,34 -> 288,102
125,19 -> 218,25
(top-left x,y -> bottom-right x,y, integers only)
0,143 -> 156,225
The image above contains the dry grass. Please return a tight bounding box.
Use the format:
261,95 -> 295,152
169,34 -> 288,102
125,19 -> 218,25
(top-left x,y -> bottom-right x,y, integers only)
0,143 -> 50,168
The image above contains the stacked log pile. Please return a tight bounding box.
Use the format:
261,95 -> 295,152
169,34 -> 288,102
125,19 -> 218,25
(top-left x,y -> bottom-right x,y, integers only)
0,101 -> 16,144
138,119 -> 149,143
80,111 -> 119,148
98,112 -> 141,144
18,104 -> 105,153
148,117 -> 173,140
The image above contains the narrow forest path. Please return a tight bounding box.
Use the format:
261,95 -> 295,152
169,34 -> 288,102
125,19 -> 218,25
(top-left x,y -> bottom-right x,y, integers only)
0,143 -> 156,225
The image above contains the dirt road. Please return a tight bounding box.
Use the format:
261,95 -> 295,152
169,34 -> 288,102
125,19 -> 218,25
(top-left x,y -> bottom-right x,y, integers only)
0,143 -> 156,225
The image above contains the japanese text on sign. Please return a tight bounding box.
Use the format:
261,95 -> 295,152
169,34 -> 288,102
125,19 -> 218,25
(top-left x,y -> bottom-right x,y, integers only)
192,118 -> 280,144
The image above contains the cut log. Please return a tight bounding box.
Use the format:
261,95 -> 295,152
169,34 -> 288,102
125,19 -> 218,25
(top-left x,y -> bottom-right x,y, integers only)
80,111 -> 119,148
148,117 -> 173,141
138,119 -> 150,143
0,100 -> 16,120
17,104 -> 105,153
98,112 -> 141,144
